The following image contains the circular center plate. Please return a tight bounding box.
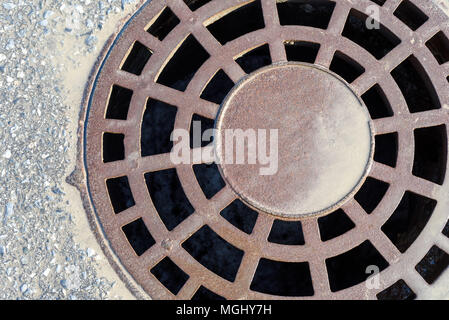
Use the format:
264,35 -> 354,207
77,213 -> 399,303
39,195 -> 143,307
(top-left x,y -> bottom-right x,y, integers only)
216,63 -> 374,218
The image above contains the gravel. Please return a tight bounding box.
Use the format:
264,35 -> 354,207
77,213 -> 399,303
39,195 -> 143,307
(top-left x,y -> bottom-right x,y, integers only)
0,0 -> 139,300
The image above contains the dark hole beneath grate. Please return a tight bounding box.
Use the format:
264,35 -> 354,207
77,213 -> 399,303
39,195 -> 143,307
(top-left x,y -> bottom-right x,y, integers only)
426,31 -> 449,65
192,286 -> 226,300
235,44 -> 272,74
284,41 -> 320,64
200,69 -> 235,105
413,125 -> 447,185
268,220 -> 305,245
182,225 -> 244,282
145,169 -> 194,231
193,163 -> 226,199
141,98 -> 177,157
342,9 -> 401,60
220,199 -> 258,235
150,257 -> 189,295
103,132 -> 125,163
276,0 -> 336,30
106,176 -> 135,214
206,0 -> 265,45
121,41 -> 152,76
415,245 -> 449,284
250,258 -> 314,297
106,85 -> 133,120
190,114 -> 215,149
318,209 -> 355,242
382,191 -> 437,253
443,220 -> 449,238
122,218 -> 155,256
376,279 -> 416,300
326,240 -> 389,292
183,0 -> 212,11
329,51 -> 365,83
369,0 -> 386,6
374,132 -> 398,168
391,55 -> 441,113
393,0 -> 429,31
361,84 -> 393,120
354,177 -> 390,214
146,6 -> 180,40
156,35 -> 210,91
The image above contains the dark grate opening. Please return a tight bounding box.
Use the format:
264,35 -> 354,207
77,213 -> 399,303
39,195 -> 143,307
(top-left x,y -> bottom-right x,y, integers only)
220,199 -> 259,235
193,163 -> 226,199
361,84 -> 394,120
146,7 -> 180,40
382,191 -> 437,253
121,41 -> 152,76
145,169 -> 195,231
284,41 -> 320,64
250,259 -> 314,297
413,125 -> 447,185
276,0 -> 336,30
376,279 -> 416,300
106,176 -> 135,214
342,9 -> 401,60
150,257 -> 189,295
391,55 -> 441,113
268,220 -> 305,245
190,114 -> 215,149
326,240 -> 389,292
182,225 -> 244,282
122,218 -> 155,256
443,220 -> 449,238
393,0 -> 429,31
206,0 -> 265,45
156,35 -> 210,91
318,209 -> 355,242
141,99 -> 177,157
200,69 -> 235,105
106,85 -> 133,120
183,0 -> 212,11
235,44 -> 272,74
329,51 -> 365,83
103,132 -> 125,163
192,286 -> 226,300
374,132 -> 398,168
415,245 -> 449,284
370,0 -> 386,5
426,31 -> 449,65
354,177 -> 390,214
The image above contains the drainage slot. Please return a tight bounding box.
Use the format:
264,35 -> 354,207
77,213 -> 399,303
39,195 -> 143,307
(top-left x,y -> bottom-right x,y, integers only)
146,7 -> 180,40
141,99 -> 177,157
183,0 -> 212,11
443,220 -> 449,238
182,225 -> 244,282
122,218 -> 155,256
106,176 -> 135,214
250,259 -> 313,297
206,0 -> 265,45
276,0 -> 336,30
369,0 -> 386,5
376,279 -> 416,300
220,199 -> 258,235
200,69 -> 235,105
326,240 -> 389,292
103,132 -> 125,163
393,0 -> 429,31
361,84 -> 393,120
284,41 -> 320,63
354,177 -> 390,214
156,35 -> 210,91
318,209 -> 355,242
120,41 -> 152,76
145,169 -> 195,231
415,245 -> 449,284
235,44 -> 272,74
391,56 -> 441,113
268,220 -> 305,245
106,85 -> 133,120
413,125 -> 447,185
374,132 -> 398,168
192,286 -> 226,300
342,9 -> 401,60
382,191 -> 437,253
190,114 -> 215,149
193,163 -> 226,199
150,257 -> 189,295
329,51 -> 365,83
426,31 -> 449,65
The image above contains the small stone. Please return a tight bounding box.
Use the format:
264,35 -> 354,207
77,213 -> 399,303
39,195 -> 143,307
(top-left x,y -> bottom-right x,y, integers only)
2,3 -> 16,10
86,248 -> 95,257
20,284 -> 28,293
85,35 -> 97,47
2,150 -> 12,159
42,268 -> 51,277
60,279 -> 68,289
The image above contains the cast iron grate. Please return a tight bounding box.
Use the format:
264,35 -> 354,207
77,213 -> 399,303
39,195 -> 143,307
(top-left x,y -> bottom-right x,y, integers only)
79,0 -> 449,299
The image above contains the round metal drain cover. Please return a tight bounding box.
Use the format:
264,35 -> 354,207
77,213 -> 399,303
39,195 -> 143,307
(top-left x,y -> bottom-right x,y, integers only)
75,0 -> 449,299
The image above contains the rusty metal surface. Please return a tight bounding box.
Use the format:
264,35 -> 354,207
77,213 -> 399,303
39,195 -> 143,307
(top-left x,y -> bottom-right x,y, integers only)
74,0 -> 449,299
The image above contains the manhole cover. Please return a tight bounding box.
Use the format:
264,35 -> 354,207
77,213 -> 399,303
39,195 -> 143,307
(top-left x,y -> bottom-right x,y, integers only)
72,0 -> 449,299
